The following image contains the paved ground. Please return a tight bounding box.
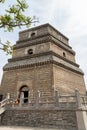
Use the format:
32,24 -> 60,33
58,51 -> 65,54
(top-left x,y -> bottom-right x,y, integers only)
0,126 -> 58,130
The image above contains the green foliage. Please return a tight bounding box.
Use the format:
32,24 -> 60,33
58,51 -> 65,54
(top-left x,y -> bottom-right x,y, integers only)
0,0 -> 5,3
0,40 -> 13,55
0,0 -> 32,32
0,0 -> 32,55
3,41 -> 13,55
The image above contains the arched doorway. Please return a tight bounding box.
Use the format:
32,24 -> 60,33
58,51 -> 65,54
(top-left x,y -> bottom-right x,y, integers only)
19,85 -> 29,103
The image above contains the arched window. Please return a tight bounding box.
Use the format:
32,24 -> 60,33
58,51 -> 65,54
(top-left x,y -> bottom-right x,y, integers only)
28,49 -> 33,55
63,52 -> 66,57
19,85 -> 29,103
31,32 -> 35,37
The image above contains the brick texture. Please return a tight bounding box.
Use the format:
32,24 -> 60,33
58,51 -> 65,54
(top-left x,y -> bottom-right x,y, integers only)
53,64 -> 86,95
1,64 -> 54,100
1,109 -> 77,130
0,23 -> 86,100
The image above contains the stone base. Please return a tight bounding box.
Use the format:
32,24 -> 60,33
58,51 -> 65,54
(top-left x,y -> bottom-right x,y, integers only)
0,108 -> 77,130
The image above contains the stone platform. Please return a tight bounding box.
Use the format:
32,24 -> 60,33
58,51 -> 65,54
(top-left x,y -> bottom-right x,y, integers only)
0,126 -> 59,130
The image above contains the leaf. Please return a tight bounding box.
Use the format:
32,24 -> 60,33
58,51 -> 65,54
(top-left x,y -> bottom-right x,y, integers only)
1,0 -> 5,3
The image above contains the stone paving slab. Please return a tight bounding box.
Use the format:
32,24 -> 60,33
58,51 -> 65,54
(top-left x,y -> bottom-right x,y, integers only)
0,126 -> 59,130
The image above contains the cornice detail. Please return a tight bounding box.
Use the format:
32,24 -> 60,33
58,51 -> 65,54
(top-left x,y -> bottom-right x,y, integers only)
8,51 -> 79,67
4,51 -> 83,75
3,60 -> 84,75
13,34 -> 75,55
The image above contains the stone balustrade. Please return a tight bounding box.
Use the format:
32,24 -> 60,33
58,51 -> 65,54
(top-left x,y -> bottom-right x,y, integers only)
7,90 -> 87,110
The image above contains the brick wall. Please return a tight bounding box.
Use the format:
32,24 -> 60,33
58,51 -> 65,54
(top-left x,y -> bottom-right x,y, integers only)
53,64 -> 86,95
19,25 -> 48,41
1,62 -> 86,99
13,42 -> 50,58
1,109 -> 77,130
1,64 -> 53,99
50,42 -> 75,62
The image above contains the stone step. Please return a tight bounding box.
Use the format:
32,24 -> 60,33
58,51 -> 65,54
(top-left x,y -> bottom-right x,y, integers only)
0,126 -> 67,130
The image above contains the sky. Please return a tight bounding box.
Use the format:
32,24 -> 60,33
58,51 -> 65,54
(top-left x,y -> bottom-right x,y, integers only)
0,0 -> 87,88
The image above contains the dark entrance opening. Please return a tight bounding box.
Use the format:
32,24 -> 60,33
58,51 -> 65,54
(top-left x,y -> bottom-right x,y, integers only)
24,91 -> 28,103
19,85 -> 29,104
0,94 -> 3,102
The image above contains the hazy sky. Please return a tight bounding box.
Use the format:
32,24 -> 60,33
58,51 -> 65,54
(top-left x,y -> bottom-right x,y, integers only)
0,0 -> 87,88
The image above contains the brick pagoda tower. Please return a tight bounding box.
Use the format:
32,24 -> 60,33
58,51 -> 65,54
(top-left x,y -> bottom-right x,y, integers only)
0,23 -> 86,102
0,24 -> 87,130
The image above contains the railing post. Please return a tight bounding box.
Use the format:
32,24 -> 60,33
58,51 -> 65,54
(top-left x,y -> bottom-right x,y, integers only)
75,89 -> 81,108
7,93 -> 10,99
54,91 -> 59,107
19,97 -> 22,107
19,92 -> 24,107
36,90 -> 40,108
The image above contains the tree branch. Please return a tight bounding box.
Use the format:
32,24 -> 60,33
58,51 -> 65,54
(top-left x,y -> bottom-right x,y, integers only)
0,0 -> 5,3
0,21 -> 31,28
0,41 -> 7,46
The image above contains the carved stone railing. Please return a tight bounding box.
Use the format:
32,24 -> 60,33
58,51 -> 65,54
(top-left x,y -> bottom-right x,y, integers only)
0,94 -> 11,115
0,93 -> 11,108
80,96 -> 87,109
0,98 -> 9,108
6,90 -> 87,110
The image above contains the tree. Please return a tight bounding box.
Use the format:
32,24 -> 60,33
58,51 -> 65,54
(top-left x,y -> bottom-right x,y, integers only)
0,0 -> 33,55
